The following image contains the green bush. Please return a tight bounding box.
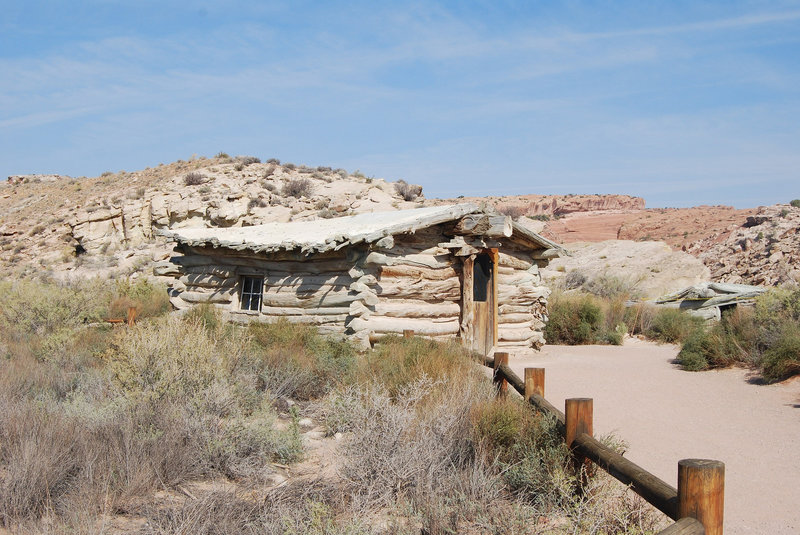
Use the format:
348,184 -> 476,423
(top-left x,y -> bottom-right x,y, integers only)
790,199 -> 800,208
675,288 -> 800,381
676,327 -> 714,370
544,293 -> 605,344
645,308 -> 703,344
761,324 -> 800,382
247,319 -> 356,400
357,335 -> 477,396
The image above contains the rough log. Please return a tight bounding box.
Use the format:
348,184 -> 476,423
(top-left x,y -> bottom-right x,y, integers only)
498,328 -> 536,341
497,252 -> 533,270
183,245 -> 349,263
348,316 -> 459,335
264,282 -> 352,294
261,291 -> 358,308
530,248 -> 561,260
369,300 -> 461,318
266,274 -> 352,287
655,518 -> 705,535
497,313 -> 534,323
378,265 -> 459,281
574,433 -> 680,519
453,214 -> 512,238
182,265 -> 239,278
364,251 -> 452,269
268,314 -> 349,324
180,273 -> 236,288
260,306 -> 352,316
374,278 -> 460,299
499,304 -> 535,314
179,290 -> 235,304
498,272 -> 540,285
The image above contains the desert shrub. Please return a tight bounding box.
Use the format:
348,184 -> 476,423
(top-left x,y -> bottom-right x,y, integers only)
247,196 -> 268,210
675,288 -> 800,380
583,272 -> 642,298
497,204 -> 526,219
676,326 -> 716,371
262,162 -> 277,177
529,214 -> 551,221
332,375 -> 494,509
282,177 -> 313,198
790,199 -> 800,208
544,293 -> 605,345
108,278 -> 171,320
645,308 -> 703,344
761,324 -> 800,382
357,335 -> 477,396
472,399 -> 572,508
234,155 -> 260,166
184,171 -> 205,185
623,303 -> 658,336
0,279 -> 107,340
564,269 -> 587,289
284,162 -> 296,170
215,151 -> 229,159
394,179 -> 422,201
247,319 -> 356,400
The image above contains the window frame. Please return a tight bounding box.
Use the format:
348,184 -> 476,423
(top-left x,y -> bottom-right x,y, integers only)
239,275 -> 264,312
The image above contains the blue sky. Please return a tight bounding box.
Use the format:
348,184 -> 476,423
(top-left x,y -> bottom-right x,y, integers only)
1,1 -> 798,207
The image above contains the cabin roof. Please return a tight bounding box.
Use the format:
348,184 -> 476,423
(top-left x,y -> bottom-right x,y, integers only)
159,203 -> 562,255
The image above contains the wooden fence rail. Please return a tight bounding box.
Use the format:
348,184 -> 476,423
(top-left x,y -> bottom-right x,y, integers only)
481,351 -> 722,535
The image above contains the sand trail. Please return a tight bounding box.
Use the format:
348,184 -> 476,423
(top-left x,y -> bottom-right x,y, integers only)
510,338 -> 800,535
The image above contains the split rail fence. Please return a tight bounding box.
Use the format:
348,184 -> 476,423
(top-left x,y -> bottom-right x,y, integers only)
486,350 -> 724,535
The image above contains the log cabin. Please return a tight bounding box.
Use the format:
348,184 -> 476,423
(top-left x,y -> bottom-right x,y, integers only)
156,203 -> 563,355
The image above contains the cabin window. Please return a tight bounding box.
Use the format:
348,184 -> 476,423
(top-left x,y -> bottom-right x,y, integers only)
239,276 -> 264,311
473,254 -> 493,302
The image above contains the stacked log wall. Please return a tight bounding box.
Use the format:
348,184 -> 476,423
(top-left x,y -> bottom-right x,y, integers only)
346,228 -> 463,344
160,225 -> 551,351
164,246 -> 364,337
495,247 -> 550,351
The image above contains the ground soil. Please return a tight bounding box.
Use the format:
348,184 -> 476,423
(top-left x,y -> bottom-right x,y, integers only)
511,339 -> 800,535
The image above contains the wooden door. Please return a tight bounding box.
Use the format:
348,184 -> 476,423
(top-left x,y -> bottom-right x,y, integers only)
465,251 -> 497,356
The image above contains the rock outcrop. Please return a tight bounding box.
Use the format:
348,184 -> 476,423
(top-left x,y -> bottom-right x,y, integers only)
688,204 -> 800,286
0,156 -> 425,279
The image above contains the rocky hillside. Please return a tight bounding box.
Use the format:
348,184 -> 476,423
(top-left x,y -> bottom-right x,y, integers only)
435,193 -> 644,217
0,155 -> 424,280
687,204 -> 800,286
539,203 -> 799,287
2,154 -> 797,288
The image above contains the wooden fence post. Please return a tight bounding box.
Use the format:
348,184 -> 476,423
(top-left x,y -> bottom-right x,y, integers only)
403,329 -> 414,338
493,352 -> 509,399
127,307 -> 137,327
565,398 -> 593,486
524,367 -> 545,400
678,459 -> 724,535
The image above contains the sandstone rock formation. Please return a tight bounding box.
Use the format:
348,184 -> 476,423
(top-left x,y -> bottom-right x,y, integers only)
0,156 -> 425,280
688,204 -> 800,286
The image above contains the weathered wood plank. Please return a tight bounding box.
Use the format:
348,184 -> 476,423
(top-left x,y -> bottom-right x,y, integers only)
378,265 -> 459,281
370,300 -> 461,318
179,289 -> 235,304
348,316 -> 460,335
453,214 -> 512,238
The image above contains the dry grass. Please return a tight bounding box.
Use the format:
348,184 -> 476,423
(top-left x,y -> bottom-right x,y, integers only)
282,177 -> 313,198
393,180 -> 422,201
0,280 -> 668,533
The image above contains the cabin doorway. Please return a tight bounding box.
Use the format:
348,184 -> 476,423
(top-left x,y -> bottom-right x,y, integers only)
465,251 -> 497,356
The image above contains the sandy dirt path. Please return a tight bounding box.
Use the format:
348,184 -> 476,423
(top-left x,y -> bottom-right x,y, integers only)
510,338 -> 800,535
